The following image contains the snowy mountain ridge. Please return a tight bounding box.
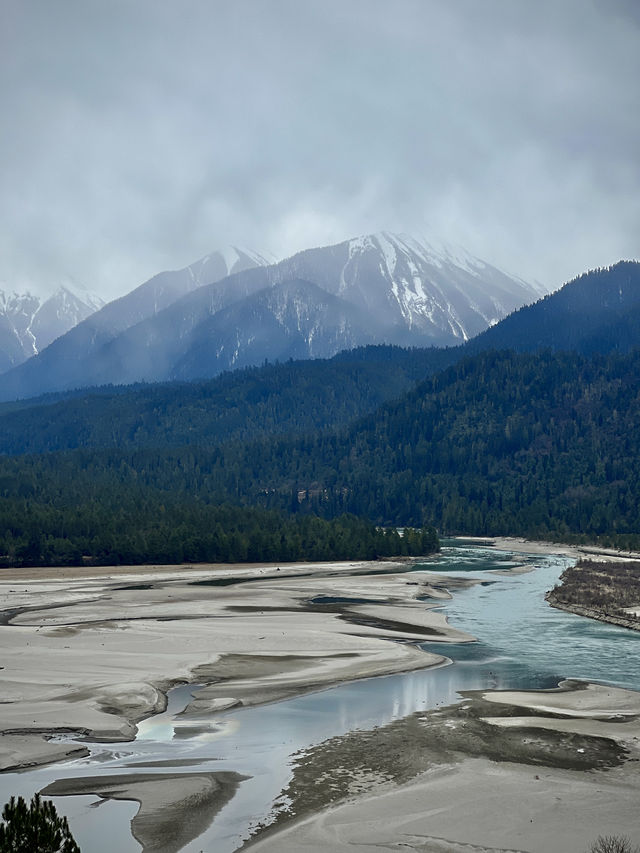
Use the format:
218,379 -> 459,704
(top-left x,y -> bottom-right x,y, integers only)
0,232 -> 546,399
271,231 -> 545,346
0,285 -> 105,373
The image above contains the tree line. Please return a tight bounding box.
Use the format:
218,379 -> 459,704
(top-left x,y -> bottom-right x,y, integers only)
4,347 -> 640,564
0,488 -> 438,568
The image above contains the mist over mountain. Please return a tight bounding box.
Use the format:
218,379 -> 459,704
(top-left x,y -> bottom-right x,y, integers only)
1,259 -> 638,455
171,279 -> 382,380
267,232 -> 545,344
0,247 -> 269,399
0,232 -> 542,400
0,286 -> 105,373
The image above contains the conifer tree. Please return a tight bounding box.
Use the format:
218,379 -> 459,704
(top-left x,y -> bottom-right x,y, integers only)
0,794 -> 80,853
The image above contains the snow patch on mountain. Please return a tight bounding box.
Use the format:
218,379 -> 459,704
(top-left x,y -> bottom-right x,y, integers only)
0,284 -> 105,372
0,232 -> 545,397
332,231 -> 542,344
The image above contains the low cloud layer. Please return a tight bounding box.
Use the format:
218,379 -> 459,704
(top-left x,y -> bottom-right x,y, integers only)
1,0 -> 638,298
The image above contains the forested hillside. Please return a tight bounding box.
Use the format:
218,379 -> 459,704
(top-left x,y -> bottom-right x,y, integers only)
2,348 -> 640,565
470,261 -> 640,355
3,263 -> 640,567
0,346 -> 453,454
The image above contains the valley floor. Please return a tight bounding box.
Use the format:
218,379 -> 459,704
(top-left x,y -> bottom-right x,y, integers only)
0,556 -> 469,774
1,539 -> 639,852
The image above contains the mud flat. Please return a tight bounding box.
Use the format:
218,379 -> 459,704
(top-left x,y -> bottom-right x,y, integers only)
0,558 -> 469,772
42,771 -> 246,853
247,680 -> 640,853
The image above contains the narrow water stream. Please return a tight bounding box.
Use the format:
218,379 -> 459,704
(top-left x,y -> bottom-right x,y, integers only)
3,544 -> 640,852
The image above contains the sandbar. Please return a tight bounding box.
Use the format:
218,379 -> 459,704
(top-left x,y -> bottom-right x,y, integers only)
41,771 -> 247,853
248,680 -> 640,853
0,558 -> 463,771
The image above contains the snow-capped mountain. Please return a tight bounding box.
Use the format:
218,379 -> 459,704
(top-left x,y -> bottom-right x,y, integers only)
0,233 -> 544,400
65,245 -> 271,346
269,232 -> 546,345
29,285 -> 105,352
0,246 -> 270,393
0,286 -> 105,373
172,279 -> 377,380
113,246 -> 272,325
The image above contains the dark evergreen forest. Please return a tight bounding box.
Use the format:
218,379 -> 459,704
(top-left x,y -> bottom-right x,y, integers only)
2,346 -> 640,565
469,261 -> 640,356
3,262 -> 640,567
0,346 -> 453,455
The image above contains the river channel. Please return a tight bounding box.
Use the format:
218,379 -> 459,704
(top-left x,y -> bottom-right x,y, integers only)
3,542 -> 640,851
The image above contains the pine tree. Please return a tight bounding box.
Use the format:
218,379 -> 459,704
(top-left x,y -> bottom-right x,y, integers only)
0,794 -> 80,853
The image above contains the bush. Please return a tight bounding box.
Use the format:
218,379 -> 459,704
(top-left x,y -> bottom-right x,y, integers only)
0,794 -> 80,853
589,836 -> 639,853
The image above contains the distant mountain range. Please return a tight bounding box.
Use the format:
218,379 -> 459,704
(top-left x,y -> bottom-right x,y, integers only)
0,285 -> 104,373
0,246 -> 270,400
0,233 -> 543,400
3,260 -> 640,563
2,260 -> 639,456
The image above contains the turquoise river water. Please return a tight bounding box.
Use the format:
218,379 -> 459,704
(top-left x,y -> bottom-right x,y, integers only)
2,543 -> 640,852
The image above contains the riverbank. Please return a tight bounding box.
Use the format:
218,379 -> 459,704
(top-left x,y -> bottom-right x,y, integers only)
547,598 -> 640,632
0,556 -> 472,773
247,680 -> 640,853
546,558 -> 640,633
489,535 -> 640,564
5,539 -> 639,853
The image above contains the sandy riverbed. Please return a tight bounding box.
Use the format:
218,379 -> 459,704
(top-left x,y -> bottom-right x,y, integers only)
247,680 -> 640,853
3,542 -> 640,853
241,541 -> 640,853
0,557 -> 469,772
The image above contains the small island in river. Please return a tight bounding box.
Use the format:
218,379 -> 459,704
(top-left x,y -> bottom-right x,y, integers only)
2,541 -> 640,853
547,558 -> 640,632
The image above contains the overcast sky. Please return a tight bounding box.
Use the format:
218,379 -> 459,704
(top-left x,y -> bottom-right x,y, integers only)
1,0 -> 639,299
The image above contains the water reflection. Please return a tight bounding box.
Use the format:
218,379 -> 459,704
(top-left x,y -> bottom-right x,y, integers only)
3,545 -> 640,852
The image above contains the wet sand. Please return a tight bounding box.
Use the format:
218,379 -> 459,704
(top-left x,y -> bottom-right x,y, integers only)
0,557 -> 466,772
247,680 -> 640,853
42,771 -> 247,853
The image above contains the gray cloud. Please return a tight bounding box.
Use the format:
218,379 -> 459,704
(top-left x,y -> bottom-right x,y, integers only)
0,0 -> 638,298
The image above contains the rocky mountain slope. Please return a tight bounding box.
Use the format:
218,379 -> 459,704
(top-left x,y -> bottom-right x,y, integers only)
0,285 -> 105,373
0,247 -> 270,398
0,233 -> 543,399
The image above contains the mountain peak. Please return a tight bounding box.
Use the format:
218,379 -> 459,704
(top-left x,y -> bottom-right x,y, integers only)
0,284 -> 105,371
51,283 -> 106,314
187,246 -> 275,286
330,231 -> 543,342
0,232 -> 546,399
